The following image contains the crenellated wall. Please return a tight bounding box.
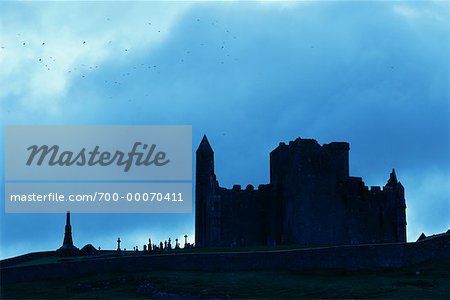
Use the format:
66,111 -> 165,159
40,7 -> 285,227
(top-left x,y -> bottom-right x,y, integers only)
210,184 -> 276,247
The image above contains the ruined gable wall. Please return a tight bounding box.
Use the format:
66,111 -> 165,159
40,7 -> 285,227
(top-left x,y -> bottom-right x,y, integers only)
340,177 -> 406,244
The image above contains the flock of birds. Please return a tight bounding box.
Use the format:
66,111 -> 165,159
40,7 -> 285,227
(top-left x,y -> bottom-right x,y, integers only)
9,17 -> 237,83
1,17 -> 245,104
1,16 -> 325,108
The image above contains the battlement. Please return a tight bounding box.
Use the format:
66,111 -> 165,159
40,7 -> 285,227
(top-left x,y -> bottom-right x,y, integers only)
220,184 -> 272,193
370,186 -> 382,192
274,137 -> 319,152
323,142 -> 350,150
271,137 -> 350,182
273,137 -> 349,152
232,184 -> 241,191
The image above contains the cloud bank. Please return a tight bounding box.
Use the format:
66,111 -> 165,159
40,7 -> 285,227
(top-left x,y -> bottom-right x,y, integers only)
0,1 -> 448,258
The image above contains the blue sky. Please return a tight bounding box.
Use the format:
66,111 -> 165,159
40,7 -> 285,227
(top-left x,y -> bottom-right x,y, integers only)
0,1 -> 449,259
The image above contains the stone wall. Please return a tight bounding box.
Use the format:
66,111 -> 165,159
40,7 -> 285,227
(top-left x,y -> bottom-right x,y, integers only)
215,184 -> 275,246
2,233 -> 448,284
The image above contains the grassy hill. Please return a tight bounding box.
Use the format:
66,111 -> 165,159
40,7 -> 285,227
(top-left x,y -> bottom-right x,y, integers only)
1,259 -> 449,299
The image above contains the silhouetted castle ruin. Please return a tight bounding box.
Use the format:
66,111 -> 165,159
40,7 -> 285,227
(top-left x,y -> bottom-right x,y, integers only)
195,136 -> 407,247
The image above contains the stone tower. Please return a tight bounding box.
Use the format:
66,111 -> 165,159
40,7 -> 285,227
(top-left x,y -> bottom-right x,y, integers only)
385,168 -> 407,242
195,135 -> 216,247
270,139 -> 351,245
57,211 -> 79,255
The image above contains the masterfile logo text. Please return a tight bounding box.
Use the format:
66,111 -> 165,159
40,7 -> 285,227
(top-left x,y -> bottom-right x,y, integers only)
25,142 -> 170,172
6,125 -> 191,181
5,125 -> 192,213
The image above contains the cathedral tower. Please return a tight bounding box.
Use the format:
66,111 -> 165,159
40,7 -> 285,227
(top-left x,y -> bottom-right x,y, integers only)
195,135 -> 216,247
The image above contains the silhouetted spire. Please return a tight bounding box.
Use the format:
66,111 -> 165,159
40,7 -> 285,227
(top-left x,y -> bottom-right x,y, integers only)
390,168 -> 397,181
197,135 -> 213,153
386,168 -> 398,187
63,211 -> 74,246
66,210 -> 71,226
57,211 -> 79,255
417,232 -> 427,241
